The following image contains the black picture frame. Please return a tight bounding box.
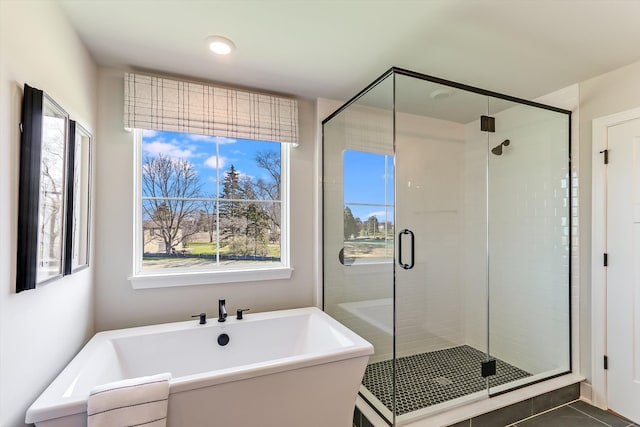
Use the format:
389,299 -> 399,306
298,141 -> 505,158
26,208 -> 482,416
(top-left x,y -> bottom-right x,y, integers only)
16,84 -> 70,292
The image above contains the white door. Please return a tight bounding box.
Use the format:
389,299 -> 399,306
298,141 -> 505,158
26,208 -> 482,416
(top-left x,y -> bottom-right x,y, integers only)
606,117 -> 640,423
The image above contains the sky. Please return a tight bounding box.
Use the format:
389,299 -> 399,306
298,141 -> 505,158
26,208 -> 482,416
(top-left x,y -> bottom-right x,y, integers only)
142,130 -> 280,197
142,130 -> 394,224
343,150 -> 394,224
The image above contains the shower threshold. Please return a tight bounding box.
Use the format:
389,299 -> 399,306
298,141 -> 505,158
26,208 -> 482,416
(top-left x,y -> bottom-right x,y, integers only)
361,345 -> 531,417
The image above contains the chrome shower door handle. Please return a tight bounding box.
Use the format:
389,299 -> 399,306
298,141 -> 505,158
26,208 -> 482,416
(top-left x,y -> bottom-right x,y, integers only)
398,229 -> 415,270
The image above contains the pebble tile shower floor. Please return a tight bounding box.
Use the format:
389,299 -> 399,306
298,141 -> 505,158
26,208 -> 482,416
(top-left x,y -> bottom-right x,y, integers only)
362,345 -> 531,415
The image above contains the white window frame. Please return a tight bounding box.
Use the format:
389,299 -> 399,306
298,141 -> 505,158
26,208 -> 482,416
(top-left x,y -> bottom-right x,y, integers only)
129,129 -> 292,289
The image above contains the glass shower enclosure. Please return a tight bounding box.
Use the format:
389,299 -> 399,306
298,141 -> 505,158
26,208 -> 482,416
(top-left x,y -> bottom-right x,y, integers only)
322,68 -> 571,425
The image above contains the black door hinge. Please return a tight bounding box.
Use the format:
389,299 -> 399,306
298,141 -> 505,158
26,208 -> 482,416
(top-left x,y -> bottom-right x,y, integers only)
481,359 -> 497,378
600,149 -> 609,164
604,355 -> 608,370
604,253 -> 608,267
481,116 -> 495,132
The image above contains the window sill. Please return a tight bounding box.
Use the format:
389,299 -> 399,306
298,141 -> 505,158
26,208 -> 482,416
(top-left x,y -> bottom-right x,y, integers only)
129,266 -> 293,289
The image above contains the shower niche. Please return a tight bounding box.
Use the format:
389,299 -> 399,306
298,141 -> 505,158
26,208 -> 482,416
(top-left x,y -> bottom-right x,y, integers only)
322,68 -> 571,425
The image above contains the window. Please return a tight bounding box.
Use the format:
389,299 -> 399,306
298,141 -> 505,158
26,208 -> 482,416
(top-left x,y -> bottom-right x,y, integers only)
131,129 -> 291,288
343,150 -> 394,264
123,71 -> 297,288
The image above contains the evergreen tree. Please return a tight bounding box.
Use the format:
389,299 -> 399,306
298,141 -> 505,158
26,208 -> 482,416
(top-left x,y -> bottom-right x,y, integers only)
244,203 -> 270,256
219,165 -> 244,235
343,206 -> 359,239
365,215 -> 380,237
219,164 -> 269,256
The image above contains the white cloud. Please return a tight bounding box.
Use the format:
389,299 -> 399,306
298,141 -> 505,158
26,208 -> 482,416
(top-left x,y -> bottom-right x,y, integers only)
238,171 -> 255,181
143,141 -> 194,158
366,210 -> 391,220
216,136 -> 237,144
186,144 -> 207,157
142,130 -> 159,138
204,155 -> 227,169
186,135 -> 237,144
187,134 -> 216,143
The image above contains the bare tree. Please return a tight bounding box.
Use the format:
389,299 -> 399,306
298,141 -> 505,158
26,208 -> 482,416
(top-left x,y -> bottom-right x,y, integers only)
39,118 -> 66,265
253,150 -> 281,241
255,151 -> 280,197
201,193 -> 217,243
142,154 -> 202,253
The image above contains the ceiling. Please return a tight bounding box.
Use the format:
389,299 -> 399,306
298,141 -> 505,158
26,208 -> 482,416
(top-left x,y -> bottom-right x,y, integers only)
58,0 -> 640,103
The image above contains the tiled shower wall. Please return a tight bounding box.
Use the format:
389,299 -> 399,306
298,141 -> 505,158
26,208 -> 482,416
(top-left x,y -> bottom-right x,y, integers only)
394,113 -> 467,358
463,86 -> 579,376
488,105 -> 571,375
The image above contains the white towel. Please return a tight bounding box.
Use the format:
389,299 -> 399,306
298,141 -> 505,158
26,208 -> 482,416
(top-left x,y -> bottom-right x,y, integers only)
87,373 -> 171,427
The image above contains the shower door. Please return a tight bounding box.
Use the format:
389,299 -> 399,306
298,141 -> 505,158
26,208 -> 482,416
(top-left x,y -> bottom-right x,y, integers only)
392,75 -> 494,421
322,74 -> 396,420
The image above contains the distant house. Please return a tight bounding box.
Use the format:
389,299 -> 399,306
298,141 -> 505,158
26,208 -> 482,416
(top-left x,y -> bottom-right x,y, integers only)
143,220 -> 184,254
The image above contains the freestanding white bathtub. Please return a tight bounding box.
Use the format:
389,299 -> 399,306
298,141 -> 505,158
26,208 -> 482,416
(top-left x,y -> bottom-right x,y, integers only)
26,307 -> 373,427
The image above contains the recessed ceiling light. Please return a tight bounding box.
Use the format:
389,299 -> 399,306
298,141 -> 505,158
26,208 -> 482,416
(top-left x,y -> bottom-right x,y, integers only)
206,35 -> 235,55
430,88 -> 454,100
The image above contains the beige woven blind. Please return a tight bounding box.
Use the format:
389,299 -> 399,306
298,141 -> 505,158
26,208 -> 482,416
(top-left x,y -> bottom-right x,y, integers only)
124,72 -> 299,145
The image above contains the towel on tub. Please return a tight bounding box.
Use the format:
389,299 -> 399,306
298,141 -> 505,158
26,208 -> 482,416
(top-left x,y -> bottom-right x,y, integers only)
87,373 -> 171,427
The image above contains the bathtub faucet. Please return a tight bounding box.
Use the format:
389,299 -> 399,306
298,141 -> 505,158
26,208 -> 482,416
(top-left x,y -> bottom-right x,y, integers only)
218,299 -> 227,322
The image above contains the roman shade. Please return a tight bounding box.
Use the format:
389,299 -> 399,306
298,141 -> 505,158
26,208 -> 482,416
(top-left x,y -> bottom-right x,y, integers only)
124,72 -> 299,145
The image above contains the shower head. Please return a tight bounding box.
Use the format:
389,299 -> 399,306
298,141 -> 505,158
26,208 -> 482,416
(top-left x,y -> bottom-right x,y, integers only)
491,139 -> 511,156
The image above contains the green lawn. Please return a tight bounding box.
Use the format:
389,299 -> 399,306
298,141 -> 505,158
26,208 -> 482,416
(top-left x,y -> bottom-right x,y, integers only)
265,244 -> 280,257
188,241 -> 226,255
187,241 -> 280,257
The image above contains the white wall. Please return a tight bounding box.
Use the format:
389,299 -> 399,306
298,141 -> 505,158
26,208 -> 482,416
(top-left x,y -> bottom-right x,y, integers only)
578,59 -> 640,386
93,67 -> 317,331
0,1 -> 97,426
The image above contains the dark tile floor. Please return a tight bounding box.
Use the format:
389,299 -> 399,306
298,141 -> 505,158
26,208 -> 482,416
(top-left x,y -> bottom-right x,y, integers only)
514,401 -> 638,427
362,345 -> 531,415
355,398 -> 638,427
